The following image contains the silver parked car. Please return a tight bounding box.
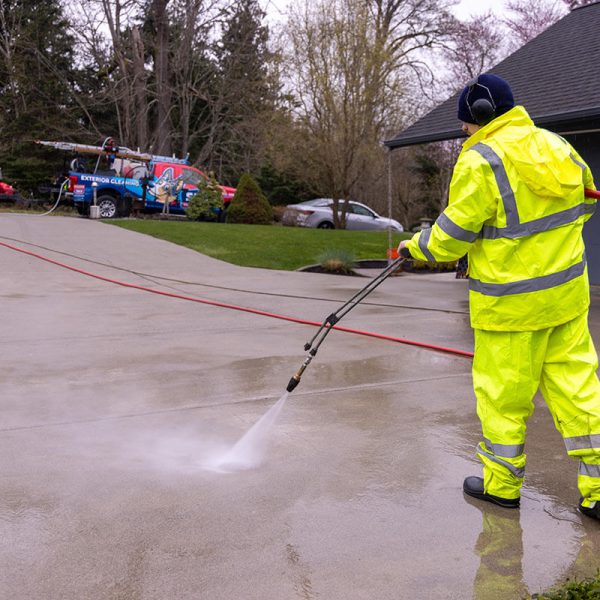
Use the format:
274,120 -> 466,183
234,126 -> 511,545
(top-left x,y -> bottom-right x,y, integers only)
283,198 -> 404,232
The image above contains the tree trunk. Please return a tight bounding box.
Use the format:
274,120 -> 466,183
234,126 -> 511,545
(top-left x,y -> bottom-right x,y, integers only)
101,0 -> 134,144
153,0 -> 172,155
131,26 -> 148,150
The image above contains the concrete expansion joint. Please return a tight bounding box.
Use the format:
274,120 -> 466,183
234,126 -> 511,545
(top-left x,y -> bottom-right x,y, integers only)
287,371 -> 471,398
0,372 -> 473,434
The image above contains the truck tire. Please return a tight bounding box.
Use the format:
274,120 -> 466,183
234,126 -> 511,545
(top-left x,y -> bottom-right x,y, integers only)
317,221 -> 334,229
96,195 -> 119,218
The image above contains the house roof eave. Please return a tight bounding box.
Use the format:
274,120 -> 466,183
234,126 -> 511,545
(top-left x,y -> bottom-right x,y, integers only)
384,107 -> 600,150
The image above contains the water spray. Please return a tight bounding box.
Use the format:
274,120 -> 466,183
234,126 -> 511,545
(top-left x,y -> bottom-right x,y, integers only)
286,254 -> 407,393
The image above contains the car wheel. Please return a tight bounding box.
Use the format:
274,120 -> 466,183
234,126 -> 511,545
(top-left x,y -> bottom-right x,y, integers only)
317,221 -> 334,229
96,195 -> 119,218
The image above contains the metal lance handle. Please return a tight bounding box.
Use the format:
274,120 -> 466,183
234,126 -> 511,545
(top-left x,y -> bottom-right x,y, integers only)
286,349 -> 317,392
285,255 -> 407,393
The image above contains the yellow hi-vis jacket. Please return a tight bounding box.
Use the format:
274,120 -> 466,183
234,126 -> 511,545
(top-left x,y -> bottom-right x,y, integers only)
407,106 -> 596,331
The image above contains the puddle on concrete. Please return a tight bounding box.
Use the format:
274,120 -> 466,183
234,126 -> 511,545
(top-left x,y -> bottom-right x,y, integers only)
0,487 -> 57,524
226,352 -> 469,398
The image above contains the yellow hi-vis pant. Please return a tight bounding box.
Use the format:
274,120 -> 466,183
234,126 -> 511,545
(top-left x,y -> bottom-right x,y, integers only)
473,312 -> 600,505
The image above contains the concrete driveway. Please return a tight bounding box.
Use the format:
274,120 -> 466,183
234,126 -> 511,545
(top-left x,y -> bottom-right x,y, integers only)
1,214 -> 599,600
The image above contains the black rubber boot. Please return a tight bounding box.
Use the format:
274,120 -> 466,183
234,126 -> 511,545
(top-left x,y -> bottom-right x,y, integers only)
578,498 -> 600,521
463,476 -> 520,509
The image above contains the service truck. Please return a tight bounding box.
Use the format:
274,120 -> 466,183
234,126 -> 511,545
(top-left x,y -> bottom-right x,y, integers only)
37,138 -> 236,218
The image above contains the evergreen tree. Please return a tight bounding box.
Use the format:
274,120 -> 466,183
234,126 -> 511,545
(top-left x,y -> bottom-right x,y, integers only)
210,0 -> 277,182
185,173 -> 224,221
257,163 -> 317,206
0,0 -> 79,191
226,172 -> 272,225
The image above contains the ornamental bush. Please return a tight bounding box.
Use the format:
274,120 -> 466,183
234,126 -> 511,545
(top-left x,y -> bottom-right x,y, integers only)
317,249 -> 356,275
226,173 -> 273,225
185,173 -> 223,221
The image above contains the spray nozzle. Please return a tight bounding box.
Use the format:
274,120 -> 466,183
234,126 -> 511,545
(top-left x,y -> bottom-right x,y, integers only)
286,350 -> 317,393
286,376 -> 301,393
287,257 -> 405,395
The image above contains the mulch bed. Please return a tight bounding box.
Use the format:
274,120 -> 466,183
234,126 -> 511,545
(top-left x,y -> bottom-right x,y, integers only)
298,259 -> 456,276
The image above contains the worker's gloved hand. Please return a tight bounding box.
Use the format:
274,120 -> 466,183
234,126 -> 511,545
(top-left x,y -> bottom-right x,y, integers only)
398,240 -> 412,259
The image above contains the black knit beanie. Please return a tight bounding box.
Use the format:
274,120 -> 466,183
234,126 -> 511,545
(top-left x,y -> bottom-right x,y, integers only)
457,74 -> 515,124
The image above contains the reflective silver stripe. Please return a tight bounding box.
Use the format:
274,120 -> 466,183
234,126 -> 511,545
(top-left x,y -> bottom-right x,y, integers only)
470,143 -> 520,227
579,462 -> 600,478
478,446 -> 525,478
418,227 -> 435,262
437,213 -> 480,243
481,203 -> 596,240
484,438 -> 525,458
547,132 -> 587,171
565,434 -> 600,451
469,257 -> 586,297
570,152 -> 587,171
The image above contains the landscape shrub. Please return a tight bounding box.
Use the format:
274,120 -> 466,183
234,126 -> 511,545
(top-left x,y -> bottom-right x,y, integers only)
317,249 -> 356,275
226,173 -> 273,225
185,173 -> 223,221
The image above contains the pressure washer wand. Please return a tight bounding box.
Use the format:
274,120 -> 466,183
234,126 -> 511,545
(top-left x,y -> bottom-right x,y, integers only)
288,187 -> 600,392
286,255 -> 407,393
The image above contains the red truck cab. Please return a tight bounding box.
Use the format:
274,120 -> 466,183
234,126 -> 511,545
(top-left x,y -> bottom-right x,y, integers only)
152,162 -> 235,207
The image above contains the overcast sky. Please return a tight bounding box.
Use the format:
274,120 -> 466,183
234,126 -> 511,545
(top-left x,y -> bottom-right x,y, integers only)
262,0 -> 503,22
451,0 -> 503,18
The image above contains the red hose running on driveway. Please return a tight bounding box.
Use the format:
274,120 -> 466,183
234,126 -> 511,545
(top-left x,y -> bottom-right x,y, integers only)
5,187 -> 597,361
0,240 -> 474,359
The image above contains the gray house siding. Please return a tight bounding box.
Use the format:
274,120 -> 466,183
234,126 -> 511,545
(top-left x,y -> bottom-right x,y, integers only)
565,132 -> 600,283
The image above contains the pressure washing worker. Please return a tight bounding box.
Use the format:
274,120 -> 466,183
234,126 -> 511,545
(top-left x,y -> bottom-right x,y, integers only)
399,74 -> 600,520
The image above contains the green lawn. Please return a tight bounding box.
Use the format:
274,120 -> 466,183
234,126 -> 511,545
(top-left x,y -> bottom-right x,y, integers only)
110,220 -> 410,270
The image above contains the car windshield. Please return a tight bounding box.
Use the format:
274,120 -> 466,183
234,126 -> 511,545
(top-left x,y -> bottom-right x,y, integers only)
294,199 -> 381,217
180,168 -> 205,186
298,199 -> 331,207
351,204 -> 376,217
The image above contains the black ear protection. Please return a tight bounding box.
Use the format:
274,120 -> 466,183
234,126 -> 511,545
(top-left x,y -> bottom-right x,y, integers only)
466,77 -> 496,126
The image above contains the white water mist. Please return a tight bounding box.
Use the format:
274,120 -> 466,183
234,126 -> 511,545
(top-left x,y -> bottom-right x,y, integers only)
205,392 -> 289,472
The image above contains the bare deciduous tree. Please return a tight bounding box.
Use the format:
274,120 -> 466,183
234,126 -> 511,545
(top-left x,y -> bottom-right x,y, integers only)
151,0 -> 172,154
441,12 -> 504,90
563,0 -> 596,9
98,0 -> 143,144
284,0 -> 453,228
170,0 -> 210,156
503,0 -> 567,52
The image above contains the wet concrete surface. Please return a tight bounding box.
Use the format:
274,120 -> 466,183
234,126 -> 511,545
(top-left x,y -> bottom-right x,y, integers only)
0,214 -> 599,599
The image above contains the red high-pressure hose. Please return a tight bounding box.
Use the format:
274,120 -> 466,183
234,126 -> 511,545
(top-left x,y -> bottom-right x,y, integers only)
2,188 -> 597,366
0,240 -> 473,359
